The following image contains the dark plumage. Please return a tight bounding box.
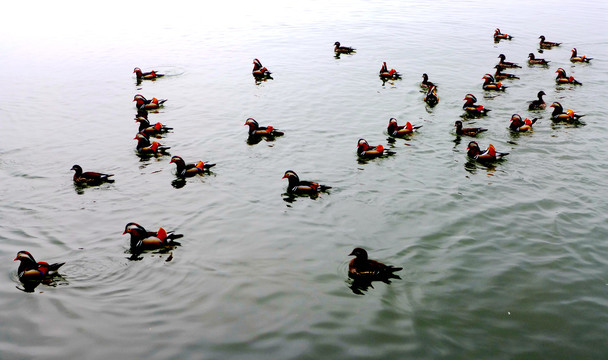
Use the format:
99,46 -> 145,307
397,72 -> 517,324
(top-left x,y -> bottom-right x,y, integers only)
497,54 -> 521,69
282,170 -> 331,195
467,141 -> 509,162
14,251 -> 64,290
420,73 -> 436,89
482,74 -> 506,91
528,53 -> 550,66
348,248 -> 402,279
252,59 -> 272,78
133,67 -> 164,80
357,139 -> 395,158
387,118 -> 422,138
550,102 -> 585,122
424,85 -> 439,107
509,114 -> 537,132
570,48 -> 592,63
462,94 -> 491,117
244,118 -> 284,137
133,94 -> 167,110
454,120 -> 487,137
71,165 -> 114,185
528,91 -> 546,110
170,156 -> 215,177
494,65 -> 519,80
135,116 -> 173,136
555,68 -> 582,85
334,41 -> 355,54
379,62 -> 401,79
539,35 -> 561,49
123,222 -> 183,255
493,28 -> 513,41
134,133 -> 171,155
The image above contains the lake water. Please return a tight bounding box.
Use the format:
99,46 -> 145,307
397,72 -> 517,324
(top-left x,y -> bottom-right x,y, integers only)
2,0 -> 608,359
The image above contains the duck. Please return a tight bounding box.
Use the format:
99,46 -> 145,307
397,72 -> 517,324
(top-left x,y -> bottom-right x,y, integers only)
282,170 -> 331,195
555,68 -> 582,85
71,165 -> 114,185
539,35 -> 561,49
494,65 -> 520,80
497,54 -> 521,69
420,73 -> 436,90
509,114 -> 537,132
379,62 -> 401,79
493,28 -> 513,41
133,94 -> 167,110
252,59 -> 272,78
244,118 -> 284,137
482,74 -> 506,91
135,116 -> 173,136
528,91 -> 546,110
570,48 -> 592,63
123,222 -> 183,254
387,118 -> 422,137
133,67 -> 164,80
454,120 -> 487,137
467,141 -> 509,162
14,251 -> 65,278
357,139 -> 395,158
170,156 -> 215,177
334,41 -> 355,54
550,102 -> 585,122
134,133 -> 171,155
348,248 -> 402,279
528,53 -> 550,65
424,85 -> 439,107
462,94 -> 491,117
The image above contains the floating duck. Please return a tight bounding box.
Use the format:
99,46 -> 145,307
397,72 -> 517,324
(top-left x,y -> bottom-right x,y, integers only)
282,170 -> 331,195
467,141 -> 509,162
420,73 -> 436,90
494,65 -> 519,80
539,35 -> 561,49
509,114 -> 537,132
424,85 -> 439,107
387,118 -> 422,138
135,116 -> 173,137
379,62 -> 401,79
357,139 -> 395,158
462,94 -> 491,117
14,251 -> 64,289
493,28 -> 513,41
550,102 -> 585,122
528,53 -> 550,66
170,156 -> 215,177
123,222 -> 183,255
133,67 -> 164,80
133,94 -> 167,110
555,68 -> 582,85
454,120 -> 487,137
570,48 -> 592,63
244,118 -> 284,137
71,165 -> 114,185
252,59 -> 272,78
528,91 -> 546,110
348,248 -> 402,279
482,74 -> 506,91
497,54 -> 521,69
134,133 -> 171,155
334,41 -> 355,54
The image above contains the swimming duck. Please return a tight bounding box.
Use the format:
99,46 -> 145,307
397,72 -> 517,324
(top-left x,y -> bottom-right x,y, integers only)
134,133 -> 171,155
357,139 -> 395,158
135,116 -> 173,136
282,170 -> 331,195
123,222 -> 183,254
170,156 -> 215,177
497,54 -> 521,69
570,48 -> 592,63
482,74 -> 506,91
71,165 -> 114,185
420,73 -> 436,89
14,251 -> 65,278
462,94 -> 491,117
454,121 -> 488,137
539,35 -> 561,49
528,91 -> 546,110
252,59 -> 272,78
424,85 -> 439,106
387,118 -> 422,137
348,248 -> 402,279
133,67 -> 164,80
550,102 -> 585,122
493,28 -> 513,41
467,141 -> 509,162
555,68 -> 582,85
244,118 -> 284,137
509,114 -> 537,132
494,65 -> 519,80
133,94 -> 167,110
379,62 -> 401,79
334,41 -> 355,54
528,53 -> 550,66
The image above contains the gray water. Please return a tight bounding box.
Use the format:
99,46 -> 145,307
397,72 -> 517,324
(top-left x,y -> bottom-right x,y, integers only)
2,0 -> 608,359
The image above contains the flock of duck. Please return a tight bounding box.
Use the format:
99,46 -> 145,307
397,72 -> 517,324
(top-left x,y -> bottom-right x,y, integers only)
14,29 -> 593,293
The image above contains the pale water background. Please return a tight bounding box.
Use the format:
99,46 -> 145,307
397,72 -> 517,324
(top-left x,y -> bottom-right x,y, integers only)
1,0 -> 608,359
